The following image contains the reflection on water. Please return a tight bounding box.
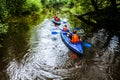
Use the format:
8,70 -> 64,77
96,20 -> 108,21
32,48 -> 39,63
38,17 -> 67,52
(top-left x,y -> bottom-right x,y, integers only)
4,19 -> 120,80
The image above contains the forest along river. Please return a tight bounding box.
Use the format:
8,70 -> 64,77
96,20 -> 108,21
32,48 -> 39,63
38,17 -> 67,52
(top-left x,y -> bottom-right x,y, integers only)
6,19 -> 120,80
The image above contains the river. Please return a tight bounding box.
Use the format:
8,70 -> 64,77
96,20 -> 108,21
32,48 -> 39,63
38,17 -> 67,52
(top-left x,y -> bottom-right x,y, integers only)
1,19 -> 120,80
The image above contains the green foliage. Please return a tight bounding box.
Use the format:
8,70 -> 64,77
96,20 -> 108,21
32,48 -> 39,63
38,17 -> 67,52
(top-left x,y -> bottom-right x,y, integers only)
6,0 -> 26,16
0,24 -> 8,33
0,0 -> 45,47
26,0 -> 42,11
0,0 -> 8,21
4,0 -> 43,16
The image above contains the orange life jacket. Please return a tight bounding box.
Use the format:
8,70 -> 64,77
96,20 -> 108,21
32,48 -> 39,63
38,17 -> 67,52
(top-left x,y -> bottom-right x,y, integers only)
55,17 -> 60,21
70,34 -> 80,43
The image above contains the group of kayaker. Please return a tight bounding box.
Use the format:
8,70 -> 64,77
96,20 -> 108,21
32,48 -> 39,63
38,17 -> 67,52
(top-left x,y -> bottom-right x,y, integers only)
53,14 -> 81,44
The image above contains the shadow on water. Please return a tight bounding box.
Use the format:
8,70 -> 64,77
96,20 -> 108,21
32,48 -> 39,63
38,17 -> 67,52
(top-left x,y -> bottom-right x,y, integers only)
0,22 -> 30,80
0,19 -> 120,80
82,29 -> 120,80
6,22 -> 30,60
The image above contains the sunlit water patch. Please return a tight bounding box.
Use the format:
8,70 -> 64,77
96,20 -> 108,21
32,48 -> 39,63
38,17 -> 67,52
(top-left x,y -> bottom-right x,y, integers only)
108,36 -> 119,52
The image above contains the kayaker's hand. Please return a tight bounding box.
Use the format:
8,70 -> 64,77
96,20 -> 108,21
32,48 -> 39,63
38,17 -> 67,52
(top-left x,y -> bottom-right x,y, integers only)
80,39 -> 82,41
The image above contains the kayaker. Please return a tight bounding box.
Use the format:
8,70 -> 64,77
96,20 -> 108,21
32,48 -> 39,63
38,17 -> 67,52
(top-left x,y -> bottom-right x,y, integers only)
55,17 -> 60,21
63,25 -> 69,32
70,30 -> 80,44
53,14 -> 57,19
53,14 -> 60,21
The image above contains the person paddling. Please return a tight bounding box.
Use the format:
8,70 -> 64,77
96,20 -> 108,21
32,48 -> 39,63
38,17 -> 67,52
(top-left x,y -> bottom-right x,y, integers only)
63,25 -> 69,32
55,17 -> 60,21
53,14 -> 57,19
53,14 -> 60,21
70,30 -> 81,44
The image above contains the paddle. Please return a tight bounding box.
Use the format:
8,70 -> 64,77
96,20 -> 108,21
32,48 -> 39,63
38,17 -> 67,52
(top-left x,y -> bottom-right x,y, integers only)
81,41 -> 92,48
51,31 -> 92,48
51,31 -> 59,34
51,27 -> 77,35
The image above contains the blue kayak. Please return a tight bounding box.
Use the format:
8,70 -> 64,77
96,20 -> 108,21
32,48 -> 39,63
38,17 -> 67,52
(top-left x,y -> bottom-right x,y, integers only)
52,18 -> 61,25
60,30 -> 83,55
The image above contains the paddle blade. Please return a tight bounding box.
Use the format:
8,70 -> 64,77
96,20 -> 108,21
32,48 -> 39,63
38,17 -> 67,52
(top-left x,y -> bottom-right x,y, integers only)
82,42 -> 92,48
51,31 -> 58,34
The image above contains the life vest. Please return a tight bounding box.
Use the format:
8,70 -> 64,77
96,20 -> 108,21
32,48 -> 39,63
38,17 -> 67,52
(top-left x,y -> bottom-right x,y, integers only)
55,17 -> 60,21
70,34 -> 80,43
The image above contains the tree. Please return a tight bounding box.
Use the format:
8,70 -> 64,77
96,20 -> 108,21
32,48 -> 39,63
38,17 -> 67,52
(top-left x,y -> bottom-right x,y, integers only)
6,0 -> 26,16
